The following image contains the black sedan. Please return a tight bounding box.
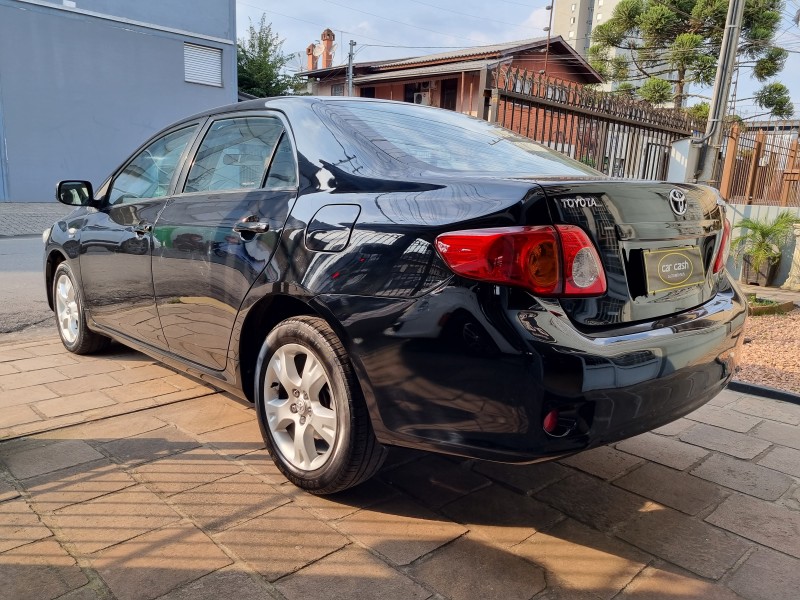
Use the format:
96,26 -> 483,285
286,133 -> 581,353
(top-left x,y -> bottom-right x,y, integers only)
45,97 -> 746,494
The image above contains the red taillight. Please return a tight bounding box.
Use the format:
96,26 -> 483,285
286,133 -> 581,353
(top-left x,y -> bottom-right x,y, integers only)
557,225 -> 607,296
435,225 -> 606,297
434,226 -> 560,295
713,218 -> 731,274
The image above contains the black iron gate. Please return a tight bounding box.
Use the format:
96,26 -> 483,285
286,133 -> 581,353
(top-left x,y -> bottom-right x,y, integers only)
492,66 -> 702,180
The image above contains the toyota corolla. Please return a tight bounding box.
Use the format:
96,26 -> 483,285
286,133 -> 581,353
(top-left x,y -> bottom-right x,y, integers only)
44,97 -> 746,494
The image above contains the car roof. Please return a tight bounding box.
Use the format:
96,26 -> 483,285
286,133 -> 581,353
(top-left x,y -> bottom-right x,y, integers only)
180,95 -> 417,124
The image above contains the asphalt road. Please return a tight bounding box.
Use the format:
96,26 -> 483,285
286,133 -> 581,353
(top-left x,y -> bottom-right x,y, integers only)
0,235 -> 53,334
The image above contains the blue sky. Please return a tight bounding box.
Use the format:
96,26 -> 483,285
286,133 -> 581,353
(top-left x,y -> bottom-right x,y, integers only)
235,0 -> 800,118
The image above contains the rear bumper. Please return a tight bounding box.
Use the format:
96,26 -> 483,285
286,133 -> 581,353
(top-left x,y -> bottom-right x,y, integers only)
322,277 -> 747,463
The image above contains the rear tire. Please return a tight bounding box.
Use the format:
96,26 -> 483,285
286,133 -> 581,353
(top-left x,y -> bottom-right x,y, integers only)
52,263 -> 110,354
255,316 -> 386,494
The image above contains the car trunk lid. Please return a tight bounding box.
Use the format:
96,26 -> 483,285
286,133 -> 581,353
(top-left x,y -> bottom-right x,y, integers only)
535,181 -> 726,327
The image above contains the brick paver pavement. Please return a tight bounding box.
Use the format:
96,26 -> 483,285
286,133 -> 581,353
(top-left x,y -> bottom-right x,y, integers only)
1,333 -> 799,600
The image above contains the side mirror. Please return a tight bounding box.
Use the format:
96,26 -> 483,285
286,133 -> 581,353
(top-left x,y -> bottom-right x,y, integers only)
56,180 -> 94,206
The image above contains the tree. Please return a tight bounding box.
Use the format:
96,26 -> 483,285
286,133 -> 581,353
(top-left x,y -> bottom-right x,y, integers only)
685,102 -> 710,121
588,0 -> 791,116
752,82 -> 794,118
237,16 -> 300,97
612,82 -> 637,97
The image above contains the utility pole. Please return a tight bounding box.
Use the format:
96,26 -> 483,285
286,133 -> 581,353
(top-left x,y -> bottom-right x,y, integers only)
541,2 -> 554,76
694,0 -> 745,185
347,40 -> 356,97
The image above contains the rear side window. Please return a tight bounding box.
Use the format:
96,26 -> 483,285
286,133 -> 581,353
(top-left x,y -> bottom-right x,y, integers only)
108,125 -> 197,205
265,134 -> 297,188
185,117 -> 284,193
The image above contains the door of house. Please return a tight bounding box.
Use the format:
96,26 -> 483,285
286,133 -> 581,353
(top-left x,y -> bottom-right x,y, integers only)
441,78 -> 458,111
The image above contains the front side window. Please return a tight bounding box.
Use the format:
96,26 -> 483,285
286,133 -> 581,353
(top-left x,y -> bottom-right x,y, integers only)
108,126 -> 197,205
185,117 -> 284,193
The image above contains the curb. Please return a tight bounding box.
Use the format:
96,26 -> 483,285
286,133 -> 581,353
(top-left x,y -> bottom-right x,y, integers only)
728,380 -> 800,405
747,300 -> 796,316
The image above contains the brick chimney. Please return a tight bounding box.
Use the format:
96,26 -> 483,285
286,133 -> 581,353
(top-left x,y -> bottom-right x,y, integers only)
321,29 -> 335,69
306,43 -> 318,71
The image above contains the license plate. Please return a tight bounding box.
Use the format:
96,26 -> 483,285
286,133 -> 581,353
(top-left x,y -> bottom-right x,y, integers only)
643,246 -> 705,294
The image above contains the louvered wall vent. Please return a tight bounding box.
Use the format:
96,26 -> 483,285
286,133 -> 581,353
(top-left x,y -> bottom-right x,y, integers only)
184,43 -> 222,87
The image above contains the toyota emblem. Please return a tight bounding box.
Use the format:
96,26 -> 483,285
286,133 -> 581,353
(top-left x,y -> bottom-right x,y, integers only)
669,189 -> 687,216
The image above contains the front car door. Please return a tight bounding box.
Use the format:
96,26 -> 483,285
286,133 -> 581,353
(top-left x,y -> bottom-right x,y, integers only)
152,113 -> 298,369
78,124 -> 200,348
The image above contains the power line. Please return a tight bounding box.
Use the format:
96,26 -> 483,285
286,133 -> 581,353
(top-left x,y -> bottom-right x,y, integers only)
493,0 -> 548,7
402,0 -> 547,33
239,0 -> 546,57
316,0 -> 494,45
359,44 -> 466,49
237,1 -> 401,45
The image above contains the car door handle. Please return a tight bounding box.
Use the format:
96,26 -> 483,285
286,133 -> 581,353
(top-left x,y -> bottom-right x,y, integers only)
233,220 -> 269,234
132,222 -> 152,235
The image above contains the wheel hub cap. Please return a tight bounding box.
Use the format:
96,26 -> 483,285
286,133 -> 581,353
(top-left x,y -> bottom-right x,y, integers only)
295,398 -> 311,416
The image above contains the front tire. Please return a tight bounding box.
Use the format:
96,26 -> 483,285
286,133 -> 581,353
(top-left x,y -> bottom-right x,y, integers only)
52,263 -> 109,354
255,316 -> 386,494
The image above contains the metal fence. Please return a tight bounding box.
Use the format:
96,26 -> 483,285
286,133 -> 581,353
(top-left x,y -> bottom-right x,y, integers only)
719,123 -> 800,207
491,66 -> 703,180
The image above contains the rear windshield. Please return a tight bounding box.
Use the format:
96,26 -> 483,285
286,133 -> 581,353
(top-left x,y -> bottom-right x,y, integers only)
317,100 -> 598,177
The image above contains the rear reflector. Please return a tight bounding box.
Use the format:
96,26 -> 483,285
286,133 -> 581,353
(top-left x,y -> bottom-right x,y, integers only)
713,218 -> 731,274
543,409 -> 559,434
435,225 -> 606,297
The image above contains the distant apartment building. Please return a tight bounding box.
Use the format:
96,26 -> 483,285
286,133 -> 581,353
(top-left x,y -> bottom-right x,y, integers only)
552,0 -> 621,58
0,0 -> 237,202
552,0 -> 676,103
552,0 -> 629,93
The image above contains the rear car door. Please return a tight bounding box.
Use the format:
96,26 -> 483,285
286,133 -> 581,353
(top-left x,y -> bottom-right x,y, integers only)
151,112 -> 298,370
79,123 -> 200,348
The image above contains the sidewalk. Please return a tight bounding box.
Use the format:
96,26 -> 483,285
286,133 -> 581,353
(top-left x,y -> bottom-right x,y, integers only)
0,203 -> 73,237
739,282 -> 800,307
1,333 -> 798,600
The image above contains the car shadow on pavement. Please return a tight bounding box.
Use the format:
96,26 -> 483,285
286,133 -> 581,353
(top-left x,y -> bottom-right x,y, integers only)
0,330 -> 788,600
0,421 -> 761,600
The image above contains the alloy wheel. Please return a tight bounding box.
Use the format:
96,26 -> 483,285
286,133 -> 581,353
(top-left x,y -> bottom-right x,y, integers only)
263,343 -> 337,471
55,273 -> 79,344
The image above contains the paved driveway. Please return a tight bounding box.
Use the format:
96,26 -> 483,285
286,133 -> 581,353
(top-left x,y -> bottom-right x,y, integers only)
0,334 -> 798,600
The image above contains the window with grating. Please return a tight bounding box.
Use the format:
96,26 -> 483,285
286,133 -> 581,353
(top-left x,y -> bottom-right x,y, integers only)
184,43 -> 223,87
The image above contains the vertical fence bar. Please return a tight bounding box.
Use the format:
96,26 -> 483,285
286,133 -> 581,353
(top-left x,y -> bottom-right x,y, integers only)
745,130 -> 766,204
719,125 -> 740,200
